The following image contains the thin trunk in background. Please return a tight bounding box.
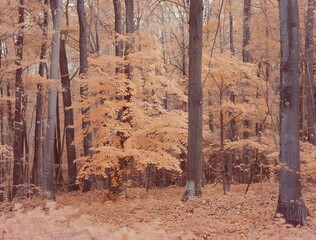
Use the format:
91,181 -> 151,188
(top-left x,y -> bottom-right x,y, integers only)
43,0 -> 62,200
54,94 -> 63,185
13,0 -> 25,198
229,0 -> 234,55
305,0 -> 316,146
32,0 -> 48,188
124,0 -> 135,78
77,0 -> 93,192
113,0 -> 123,61
182,0 -> 203,201
243,0 -> 251,62
276,0 -> 308,226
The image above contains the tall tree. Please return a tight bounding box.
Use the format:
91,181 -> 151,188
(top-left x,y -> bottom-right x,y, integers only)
43,0 -> 62,200
32,0 -> 49,188
243,0 -> 251,63
304,0 -> 316,146
229,0 -> 234,55
12,0 -> 25,198
113,0 -> 123,61
109,0 -> 135,193
182,0 -> 203,201
77,0 -> 93,192
124,0 -> 135,78
59,7 -> 79,191
276,0 -> 308,226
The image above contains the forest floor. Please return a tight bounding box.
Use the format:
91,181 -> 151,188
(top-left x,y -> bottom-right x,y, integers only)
1,180 -> 316,240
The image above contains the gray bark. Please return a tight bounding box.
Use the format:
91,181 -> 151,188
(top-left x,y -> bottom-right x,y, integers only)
229,0 -> 234,55
113,0 -> 123,60
182,0 -> 203,201
305,0 -> 316,146
13,0 -> 25,198
59,38 -> 79,191
32,0 -> 48,188
43,0 -> 62,200
77,0 -> 93,192
243,0 -> 251,62
276,0 -> 308,226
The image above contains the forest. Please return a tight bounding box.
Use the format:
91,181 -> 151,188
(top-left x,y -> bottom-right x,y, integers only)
1,0 -> 316,239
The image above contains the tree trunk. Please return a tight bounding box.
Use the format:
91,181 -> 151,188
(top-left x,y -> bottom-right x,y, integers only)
229,0 -> 234,55
243,0 -> 251,63
124,0 -> 135,78
54,94 -> 63,185
304,0 -> 316,146
77,0 -> 93,192
43,0 -> 62,200
109,0 -> 135,194
182,0 -> 203,201
113,0 -> 123,60
59,38 -> 80,191
276,0 -> 308,226
32,0 -> 48,188
13,0 -> 25,198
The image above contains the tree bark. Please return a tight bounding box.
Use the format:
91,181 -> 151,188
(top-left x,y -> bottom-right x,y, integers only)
182,0 -> 203,201
304,0 -> 316,146
124,0 -> 135,78
229,0 -> 234,55
59,38 -> 79,191
32,0 -> 48,188
43,0 -> 62,200
12,0 -> 25,198
109,0 -> 135,194
77,0 -> 93,192
113,0 -> 123,60
243,0 -> 251,62
276,0 -> 308,226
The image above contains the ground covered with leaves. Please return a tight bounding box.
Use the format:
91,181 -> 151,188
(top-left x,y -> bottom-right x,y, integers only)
1,181 -> 316,240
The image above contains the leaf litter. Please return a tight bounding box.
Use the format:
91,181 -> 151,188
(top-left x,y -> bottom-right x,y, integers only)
1,182 -> 316,239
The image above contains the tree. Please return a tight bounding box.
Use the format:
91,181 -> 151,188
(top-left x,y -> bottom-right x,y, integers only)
77,0 -> 93,192
276,0 -> 308,226
243,0 -> 251,63
59,0 -> 79,192
304,0 -> 316,146
32,0 -> 49,188
182,0 -> 203,201
12,0 -> 25,198
43,0 -> 62,200
113,0 -> 123,61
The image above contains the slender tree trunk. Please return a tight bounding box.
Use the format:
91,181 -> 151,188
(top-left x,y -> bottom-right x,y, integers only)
0,87 -> 4,202
229,0 -> 234,55
124,0 -> 135,78
113,0 -> 123,60
305,0 -> 316,146
43,0 -> 62,200
220,100 -> 229,194
54,94 -> 63,185
77,0 -> 93,192
32,0 -> 48,187
13,0 -> 25,198
59,38 -> 79,191
182,0 -> 203,201
243,0 -> 251,62
109,0 -> 135,194
276,0 -> 308,226
95,1 -> 100,54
